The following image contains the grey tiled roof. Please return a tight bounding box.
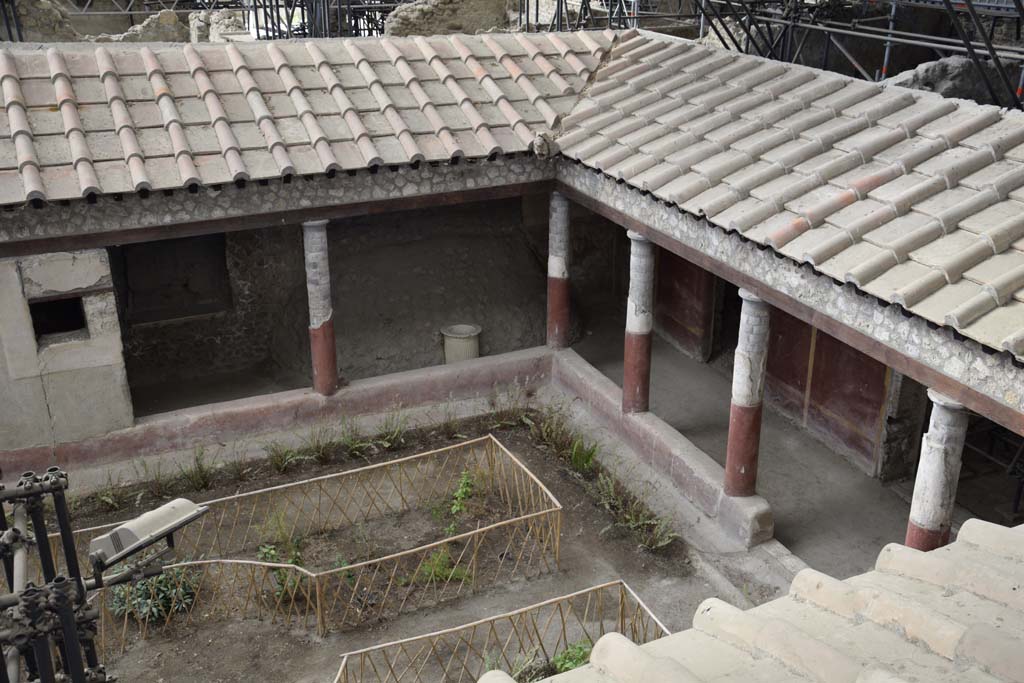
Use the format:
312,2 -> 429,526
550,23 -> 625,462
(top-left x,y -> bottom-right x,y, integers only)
482,519 -> 1024,682
558,31 -> 1024,362
0,30 -> 613,205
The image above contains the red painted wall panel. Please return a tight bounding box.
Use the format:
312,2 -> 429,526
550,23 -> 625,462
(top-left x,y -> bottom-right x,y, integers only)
765,308 -> 889,471
654,248 -> 718,361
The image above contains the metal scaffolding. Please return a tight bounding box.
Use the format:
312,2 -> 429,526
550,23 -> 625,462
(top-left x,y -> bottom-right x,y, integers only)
1,0 -> 415,40
521,0 -> 1024,108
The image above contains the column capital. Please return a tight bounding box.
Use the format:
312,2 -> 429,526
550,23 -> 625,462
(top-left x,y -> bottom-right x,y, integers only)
302,218 -> 329,230
738,288 -> 763,304
927,389 -> 965,411
626,230 -> 648,242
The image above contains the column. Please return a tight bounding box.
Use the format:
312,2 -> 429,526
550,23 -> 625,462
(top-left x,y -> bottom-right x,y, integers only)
622,231 -> 654,414
302,219 -> 338,396
724,289 -> 770,497
547,191 -> 571,348
905,390 -> 969,551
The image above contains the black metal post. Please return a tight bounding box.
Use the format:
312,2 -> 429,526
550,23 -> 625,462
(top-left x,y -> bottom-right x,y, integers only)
939,0 -> 1003,105
962,0 -> 1022,107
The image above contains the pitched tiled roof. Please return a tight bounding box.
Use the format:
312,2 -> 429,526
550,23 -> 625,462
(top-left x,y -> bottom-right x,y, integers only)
0,31 -> 613,206
557,31 -> 1024,362
481,518 -> 1024,682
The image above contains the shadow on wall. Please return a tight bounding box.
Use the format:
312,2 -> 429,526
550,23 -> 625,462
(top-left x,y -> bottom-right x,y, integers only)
271,198 -> 549,382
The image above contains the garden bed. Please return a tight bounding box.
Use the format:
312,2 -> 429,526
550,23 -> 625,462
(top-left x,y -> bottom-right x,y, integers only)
50,406 -> 713,682
334,580 -> 668,683
61,436 -> 562,654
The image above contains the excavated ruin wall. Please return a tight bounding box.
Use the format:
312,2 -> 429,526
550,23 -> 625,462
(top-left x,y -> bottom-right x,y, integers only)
384,0 -> 510,36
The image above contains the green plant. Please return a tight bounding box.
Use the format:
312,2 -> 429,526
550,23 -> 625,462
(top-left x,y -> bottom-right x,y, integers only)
450,470 -> 474,515
257,543 -> 306,600
338,418 -> 374,458
594,473 -> 678,553
439,395 -> 463,439
179,446 -> 216,492
376,404 -> 407,450
301,424 -> 336,465
525,406 -> 574,456
551,640 -> 592,673
264,441 -> 304,474
444,521 -> 457,537
223,457 -> 252,483
411,548 -> 469,585
133,459 -> 174,500
97,472 -> 128,512
491,380 -> 530,426
260,510 -> 298,551
109,568 -> 198,621
567,438 -> 598,475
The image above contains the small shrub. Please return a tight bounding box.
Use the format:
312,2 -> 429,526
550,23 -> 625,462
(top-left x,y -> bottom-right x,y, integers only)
444,521 -> 457,537
301,424 -> 336,465
97,472 -> 128,512
439,395 -> 462,439
223,457 -> 252,483
376,404 -> 407,450
593,473 -> 678,553
551,640 -> 591,673
257,543 -> 305,600
109,568 -> 198,622
134,459 -> 173,500
412,548 -> 469,585
450,470 -> 474,515
491,380 -> 530,426
525,406 -> 574,456
264,441 -> 304,474
338,418 -> 374,458
179,447 -> 216,492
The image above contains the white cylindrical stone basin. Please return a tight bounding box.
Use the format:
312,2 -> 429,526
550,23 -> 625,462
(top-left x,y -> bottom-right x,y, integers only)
441,324 -> 481,364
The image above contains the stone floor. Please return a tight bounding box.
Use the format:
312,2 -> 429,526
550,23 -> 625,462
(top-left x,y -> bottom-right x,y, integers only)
573,318 -> 915,579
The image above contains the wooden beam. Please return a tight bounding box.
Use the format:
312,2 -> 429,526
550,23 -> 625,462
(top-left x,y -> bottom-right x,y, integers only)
556,180 -> 1024,437
0,181 -> 553,257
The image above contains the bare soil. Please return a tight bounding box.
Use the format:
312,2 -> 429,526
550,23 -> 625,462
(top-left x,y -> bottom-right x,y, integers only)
87,413 -> 722,683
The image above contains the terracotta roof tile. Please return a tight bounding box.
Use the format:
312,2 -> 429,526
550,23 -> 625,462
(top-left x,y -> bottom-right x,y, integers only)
0,31 -> 610,206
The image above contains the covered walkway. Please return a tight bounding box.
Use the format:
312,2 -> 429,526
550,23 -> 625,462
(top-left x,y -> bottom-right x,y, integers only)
574,318 -> 912,578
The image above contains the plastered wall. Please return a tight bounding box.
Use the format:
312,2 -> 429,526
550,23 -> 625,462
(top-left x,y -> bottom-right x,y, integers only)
0,250 -> 133,451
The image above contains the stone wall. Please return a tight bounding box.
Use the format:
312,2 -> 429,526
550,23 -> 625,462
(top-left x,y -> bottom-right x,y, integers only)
118,226 -> 305,389
271,199 -> 549,382
0,250 -> 132,451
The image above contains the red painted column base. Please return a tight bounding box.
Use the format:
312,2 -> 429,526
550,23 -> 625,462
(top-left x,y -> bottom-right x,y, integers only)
724,402 -> 763,497
622,331 -> 652,413
309,317 -> 339,396
905,521 -> 950,552
547,276 -> 570,348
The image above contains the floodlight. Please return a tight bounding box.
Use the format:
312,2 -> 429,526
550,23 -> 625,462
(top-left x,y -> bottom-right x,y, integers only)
88,498 -> 207,573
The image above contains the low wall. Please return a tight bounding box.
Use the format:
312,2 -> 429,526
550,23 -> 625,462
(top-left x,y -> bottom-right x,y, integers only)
2,345 -> 769,548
